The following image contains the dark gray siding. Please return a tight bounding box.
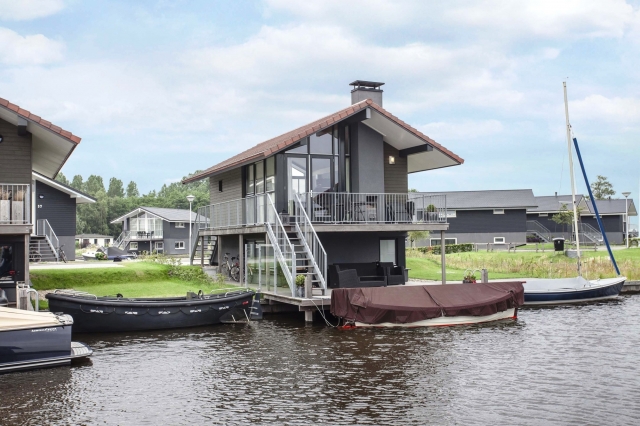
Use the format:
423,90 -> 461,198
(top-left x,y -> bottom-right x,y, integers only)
448,209 -> 527,233
581,215 -> 623,233
0,117 -> 32,184
351,122 -> 384,193
526,213 -> 570,233
163,220 -> 192,240
35,181 -> 76,237
383,142 -> 407,193
319,231 -> 407,266
209,168 -> 242,205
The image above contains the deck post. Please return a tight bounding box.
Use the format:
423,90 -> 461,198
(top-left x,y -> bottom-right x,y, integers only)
24,234 -> 30,287
305,274 -> 312,299
217,236 -> 222,272
440,230 -> 446,285
304,310 -> 313,323
238,234 -> 244,286
200,236 -> 204,267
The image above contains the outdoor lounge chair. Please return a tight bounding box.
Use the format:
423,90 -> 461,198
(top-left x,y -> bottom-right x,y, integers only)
377,262 -> 405,286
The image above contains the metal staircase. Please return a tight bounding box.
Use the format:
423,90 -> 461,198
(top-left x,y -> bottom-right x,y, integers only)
526,220 -> 552,243
113,231 -> 131,250
190,234 -> 218,266
579,222 -> 604,245
292,193 -> 327,295
29,219 -> 59,262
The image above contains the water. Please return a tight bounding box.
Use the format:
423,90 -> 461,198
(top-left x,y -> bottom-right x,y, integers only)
2,296 -> 640,425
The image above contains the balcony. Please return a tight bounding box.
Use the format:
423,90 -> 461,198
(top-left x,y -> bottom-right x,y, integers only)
196,192 -> 447,230
0,184 -> 31,226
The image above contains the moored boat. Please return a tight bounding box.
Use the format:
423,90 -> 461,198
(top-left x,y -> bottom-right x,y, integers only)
331,282 -> 524,328
46,289 -> 256,333
0,305 -> 92,374
523,276 -> 625,305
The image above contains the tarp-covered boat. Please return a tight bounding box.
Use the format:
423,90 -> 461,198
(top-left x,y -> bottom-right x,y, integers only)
46,289 -> 255,333
0,306 -> 92,374
331,282 -> 524,327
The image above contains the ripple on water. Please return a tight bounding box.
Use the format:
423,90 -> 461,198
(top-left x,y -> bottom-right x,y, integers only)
1,296 -> 640,425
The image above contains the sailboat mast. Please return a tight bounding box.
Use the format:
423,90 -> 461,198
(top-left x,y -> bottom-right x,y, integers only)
563,81 -> 582,275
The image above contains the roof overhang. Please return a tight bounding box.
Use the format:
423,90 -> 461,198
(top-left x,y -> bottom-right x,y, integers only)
110,208 -> 165,224
361,107 -> 462,173
0,103 -> 80,179
33,172 -> 95,204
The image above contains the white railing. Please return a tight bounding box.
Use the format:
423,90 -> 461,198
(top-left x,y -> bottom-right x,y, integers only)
265,194 -> 296,296
113,231 -> 130,249
197,194 -> 268,230
129,230 -> 163,240
579,222 -> 603,244
35,219 -> 59,260
293,193 -> 327,291
297,192 -> 447,224
526,220 -> 552,242
0,183 -> 31,225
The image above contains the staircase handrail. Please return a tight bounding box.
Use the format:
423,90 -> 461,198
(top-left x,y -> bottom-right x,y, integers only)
293,193 -> 327,291
113,230 -> 131,249
36,219 -> 59,261
580,222 -> 603,240
265,194 -> 296,296
526,220 -> 552,242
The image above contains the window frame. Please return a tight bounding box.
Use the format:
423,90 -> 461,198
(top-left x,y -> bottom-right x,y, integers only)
538,213 -> 548,217
175,241 -> 185,250
430,238 -> 457,246
493,209 -> 505,215
218,180 -> 223,192
494,237 -> 506,244
175,222 -> 185,228
129,242 -> 138,250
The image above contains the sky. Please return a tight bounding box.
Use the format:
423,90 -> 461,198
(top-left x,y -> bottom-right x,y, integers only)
0,0 -> 639,226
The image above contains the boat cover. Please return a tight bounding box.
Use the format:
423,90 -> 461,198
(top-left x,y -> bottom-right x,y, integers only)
331,282 -> 524,325
106,246 -> 132,257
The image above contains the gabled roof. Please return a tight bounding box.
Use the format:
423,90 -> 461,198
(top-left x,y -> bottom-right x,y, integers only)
110,206 -> 199,224
183,99 -> 464,183
0,96 -> 81,178
33,172 -> 95,204
528,195 -> 585,213
417,189 -> 536,210
584,198 -> 637,216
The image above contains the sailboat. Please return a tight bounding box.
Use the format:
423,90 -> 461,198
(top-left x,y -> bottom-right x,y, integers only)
523,82 -> 626,305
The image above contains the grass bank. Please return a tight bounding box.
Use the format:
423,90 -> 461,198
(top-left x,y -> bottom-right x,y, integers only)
407,248 -> 640,281
31,261 -> 235,310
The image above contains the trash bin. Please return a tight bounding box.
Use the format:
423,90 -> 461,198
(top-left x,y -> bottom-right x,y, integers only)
553,238 -> 565,252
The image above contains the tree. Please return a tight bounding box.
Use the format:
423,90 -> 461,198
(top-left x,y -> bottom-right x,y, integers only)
126,181 -> 139,198
85,175 -> 105,197
408,230 -> 430,248
55,172 -> 70,186
71,175 -> 85,191
552,203 -> 584,238
107,177 -> 125,198
591,175 -> 615,200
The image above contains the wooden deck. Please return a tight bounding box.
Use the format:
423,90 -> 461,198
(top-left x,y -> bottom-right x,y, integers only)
197,222 -> 448,237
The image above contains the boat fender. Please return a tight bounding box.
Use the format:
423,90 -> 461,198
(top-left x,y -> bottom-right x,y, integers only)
116,293 -> 123,298
0,289 -> 8,307
198,290 -> 204,299
338,321 -> 357,330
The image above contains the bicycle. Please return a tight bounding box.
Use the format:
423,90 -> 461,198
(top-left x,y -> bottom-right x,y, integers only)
56,245 -> 68,263
221,253 -> 240,282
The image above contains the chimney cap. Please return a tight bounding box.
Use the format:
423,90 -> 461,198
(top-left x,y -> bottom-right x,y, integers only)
349,80 -> 385,90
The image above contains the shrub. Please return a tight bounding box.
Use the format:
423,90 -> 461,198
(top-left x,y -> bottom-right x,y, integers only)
413,243 -> 473,255
95,252 -> 107,261
295,274 -> 306,287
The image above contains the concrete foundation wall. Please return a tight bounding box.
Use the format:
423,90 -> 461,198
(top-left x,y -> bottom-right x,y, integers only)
417,232 -> 527,246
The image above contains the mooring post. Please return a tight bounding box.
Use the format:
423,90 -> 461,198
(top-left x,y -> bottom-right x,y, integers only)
304,310 -> 313,323
200,236 -> 205,267
440,230 -> 446,285
238,235 -> 244,286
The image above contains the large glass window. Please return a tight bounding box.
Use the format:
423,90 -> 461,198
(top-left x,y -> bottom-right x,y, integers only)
266,156 -> 275,192
246,165 -> 254,195
309,132 -> 333,155
287,141 -> 308,154
255,161 -> 264,194
288,156 -> 307,213
380,239 -> 396,263
311,157 -> 331,193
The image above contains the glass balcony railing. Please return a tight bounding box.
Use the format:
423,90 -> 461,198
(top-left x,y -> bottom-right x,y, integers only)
0,184 -> 31,225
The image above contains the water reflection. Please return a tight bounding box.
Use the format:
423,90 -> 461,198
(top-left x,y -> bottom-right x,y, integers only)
1,297 -> 640,425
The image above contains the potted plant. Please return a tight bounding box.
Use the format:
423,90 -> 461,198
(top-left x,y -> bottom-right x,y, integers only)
295,274 -> 306,297
462,273 -> 477,284
426,204 -> 437,221
0,190 -> 9,222
11,189 -> 24,223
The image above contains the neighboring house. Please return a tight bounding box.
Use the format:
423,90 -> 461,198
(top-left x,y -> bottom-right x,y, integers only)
526,195 -> 637,245
182,81 -> 464,293
414,189 -> 537,246
76,234 -> 113,248
1,95 -> 88,304
110,206 -> 199,255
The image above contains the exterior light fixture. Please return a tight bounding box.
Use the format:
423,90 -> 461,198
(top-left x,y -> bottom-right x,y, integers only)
0,134 -> 3,144
388,156 -> 395,165
187,194 -> 195,260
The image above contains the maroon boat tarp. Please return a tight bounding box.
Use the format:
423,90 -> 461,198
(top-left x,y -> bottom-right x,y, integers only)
330,282 -> 524,325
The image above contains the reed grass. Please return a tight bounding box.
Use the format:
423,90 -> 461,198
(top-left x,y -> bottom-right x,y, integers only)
406,248 -> 640,280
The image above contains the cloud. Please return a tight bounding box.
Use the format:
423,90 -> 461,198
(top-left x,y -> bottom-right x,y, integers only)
0,28 -> 64,65
0,0 -> 65,21
419,120 -> 504,141
571,94 -> 640,129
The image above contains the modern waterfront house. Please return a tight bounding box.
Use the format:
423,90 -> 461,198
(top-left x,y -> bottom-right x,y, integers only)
110,206 -> 199,255
527,194 -> 637,245
76,234 -> 114,248
1,96 -> 87,304
414,189 -> 536,247
183,81 -> 464,297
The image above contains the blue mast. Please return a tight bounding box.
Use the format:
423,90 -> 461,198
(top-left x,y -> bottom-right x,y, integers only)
572,137 -> 621,276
